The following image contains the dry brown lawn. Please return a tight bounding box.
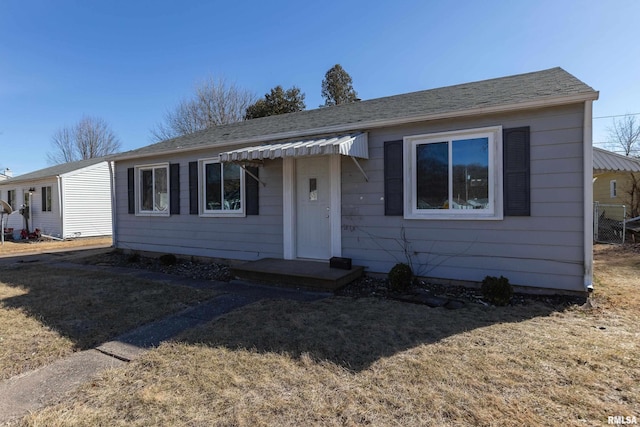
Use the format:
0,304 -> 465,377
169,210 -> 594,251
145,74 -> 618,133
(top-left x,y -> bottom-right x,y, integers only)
0,236 -> 112,256
15,245 -> 640,426
0,264 -> 217,381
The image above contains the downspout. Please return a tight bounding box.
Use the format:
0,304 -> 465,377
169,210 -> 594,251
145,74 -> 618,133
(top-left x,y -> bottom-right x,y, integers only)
583,100 -> 594,292
57,176 -> 63,238
109,161 -> 117,248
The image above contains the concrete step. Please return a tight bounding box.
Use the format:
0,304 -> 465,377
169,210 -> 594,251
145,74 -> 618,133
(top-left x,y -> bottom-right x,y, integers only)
231,258 -> 364,292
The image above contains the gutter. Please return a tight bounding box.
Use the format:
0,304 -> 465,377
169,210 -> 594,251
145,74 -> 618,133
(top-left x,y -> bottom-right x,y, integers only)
109,161 -> 117,247
57,176 -> 64,238
113,92 -> 600,163
583,100 -> 595,293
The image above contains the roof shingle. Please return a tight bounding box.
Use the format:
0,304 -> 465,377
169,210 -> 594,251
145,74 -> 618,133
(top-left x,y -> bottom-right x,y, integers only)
0,156 -> 112,184
118,67 -> 598,160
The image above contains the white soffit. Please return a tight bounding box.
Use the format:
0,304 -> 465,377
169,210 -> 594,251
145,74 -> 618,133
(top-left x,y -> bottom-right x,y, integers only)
220,133 -> 368,162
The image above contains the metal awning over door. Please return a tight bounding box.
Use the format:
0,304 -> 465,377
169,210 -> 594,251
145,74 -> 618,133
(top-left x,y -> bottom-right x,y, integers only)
219,133 -> 368,162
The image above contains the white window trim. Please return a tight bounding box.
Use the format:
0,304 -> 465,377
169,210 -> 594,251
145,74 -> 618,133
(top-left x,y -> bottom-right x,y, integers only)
610,180 -> 617,198
403,126 -> 503,220
135,162 -> 170,217
43,186 -> 52,212
7,189 -> 16,210
199,158 -> 245,218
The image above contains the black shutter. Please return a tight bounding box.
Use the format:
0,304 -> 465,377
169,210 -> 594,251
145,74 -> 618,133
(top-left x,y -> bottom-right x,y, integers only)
503,127 -> 530,216
41,187 -> 46,212
384,140 -> 404,216
170,163 -> 180,215
245,166 -> 259,215
127,168 -> 135,214
189,161 -> 199,215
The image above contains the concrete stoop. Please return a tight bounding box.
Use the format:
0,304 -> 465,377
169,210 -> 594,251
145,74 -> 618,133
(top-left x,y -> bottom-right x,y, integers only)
231,258 -> 364,291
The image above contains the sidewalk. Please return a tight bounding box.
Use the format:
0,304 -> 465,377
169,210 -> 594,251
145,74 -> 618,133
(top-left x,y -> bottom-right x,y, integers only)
0,251 -> 330,425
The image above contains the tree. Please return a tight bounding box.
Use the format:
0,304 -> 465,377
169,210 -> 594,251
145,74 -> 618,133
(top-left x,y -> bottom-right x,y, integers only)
244,85 -> 306,119
47,116 -> 121,164
623,173 -> 640,218
607,115 -> 640,218
321,64 -> 358,106
607,114 -> 640,156
151,76 -> 255,141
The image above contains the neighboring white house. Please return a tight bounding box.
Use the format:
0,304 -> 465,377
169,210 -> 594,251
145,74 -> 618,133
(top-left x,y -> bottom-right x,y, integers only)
0,157 -> 113,239
0,168 -> 12,181
111,67 -> 598,294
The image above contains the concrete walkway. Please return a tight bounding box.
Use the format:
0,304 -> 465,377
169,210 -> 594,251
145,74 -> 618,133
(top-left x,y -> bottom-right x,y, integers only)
0,250 -> 330,425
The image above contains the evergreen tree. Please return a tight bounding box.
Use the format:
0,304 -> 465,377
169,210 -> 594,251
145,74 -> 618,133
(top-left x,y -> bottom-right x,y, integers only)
245,85 -> 306,119
321,64 -> 358,106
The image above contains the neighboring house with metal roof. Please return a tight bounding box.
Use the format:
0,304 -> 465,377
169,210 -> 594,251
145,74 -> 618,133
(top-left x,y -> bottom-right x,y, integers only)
593,147 -> 640,215
112,67 -> 598,294
0,157 -> 113,239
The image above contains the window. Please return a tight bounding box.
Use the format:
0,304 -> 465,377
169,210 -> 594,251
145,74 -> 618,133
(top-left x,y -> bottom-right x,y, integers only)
610,180 -> 617,198
137,164 -> 169,215
7,190 -> 16,210
404,126 -> 502,220
200,159 -> 244,215
42,186 -> 52,212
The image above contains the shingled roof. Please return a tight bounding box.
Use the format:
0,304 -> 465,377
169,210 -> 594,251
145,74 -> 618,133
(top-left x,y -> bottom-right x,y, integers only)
117,67 -> 598,160
1,156 -> 112,184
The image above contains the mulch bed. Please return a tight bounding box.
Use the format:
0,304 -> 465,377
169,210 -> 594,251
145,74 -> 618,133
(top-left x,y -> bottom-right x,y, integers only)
79,250 -> 586,309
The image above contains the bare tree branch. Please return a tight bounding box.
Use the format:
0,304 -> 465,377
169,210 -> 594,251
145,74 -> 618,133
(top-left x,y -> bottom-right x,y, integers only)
607,115 -> 640,156
46,127 -> 76,164
47,116 -> 121,165
150,76 -> 255,142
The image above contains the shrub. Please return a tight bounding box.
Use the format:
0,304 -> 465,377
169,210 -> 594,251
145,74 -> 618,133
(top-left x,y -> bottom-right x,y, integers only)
127,252 -> 140,263
388,263 -> 413,292
159,253 -> 178,266
481,275 -> 513,306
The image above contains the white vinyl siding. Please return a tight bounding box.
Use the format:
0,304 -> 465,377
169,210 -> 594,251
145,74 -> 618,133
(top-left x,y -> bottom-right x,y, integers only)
1,182 -> 60,237
0,161 -> 112,239
62,162 -> 113,238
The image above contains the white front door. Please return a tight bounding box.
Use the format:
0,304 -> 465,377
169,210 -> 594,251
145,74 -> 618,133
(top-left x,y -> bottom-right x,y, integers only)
296,156 -> 331,259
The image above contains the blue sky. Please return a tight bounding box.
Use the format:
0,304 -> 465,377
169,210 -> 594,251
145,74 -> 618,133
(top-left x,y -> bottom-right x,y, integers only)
1,0 -> 639,175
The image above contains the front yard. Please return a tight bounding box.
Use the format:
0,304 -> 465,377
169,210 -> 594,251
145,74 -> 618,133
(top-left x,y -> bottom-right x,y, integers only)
4,244 -> 637,426
0,264 -> 217,381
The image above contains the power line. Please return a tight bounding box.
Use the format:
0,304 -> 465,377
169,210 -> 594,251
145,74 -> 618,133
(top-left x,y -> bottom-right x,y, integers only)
593,112 -> 640,120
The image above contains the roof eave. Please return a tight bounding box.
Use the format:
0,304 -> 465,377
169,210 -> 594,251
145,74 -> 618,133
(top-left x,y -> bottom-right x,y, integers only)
114,91 -> 599,163
0,174 -> 61,186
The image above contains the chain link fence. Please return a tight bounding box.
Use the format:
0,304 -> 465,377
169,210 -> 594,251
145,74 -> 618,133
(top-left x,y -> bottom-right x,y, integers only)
594,202 -> 626,244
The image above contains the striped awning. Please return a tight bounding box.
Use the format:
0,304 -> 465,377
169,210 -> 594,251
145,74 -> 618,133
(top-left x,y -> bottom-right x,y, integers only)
220,133 -> 368,162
